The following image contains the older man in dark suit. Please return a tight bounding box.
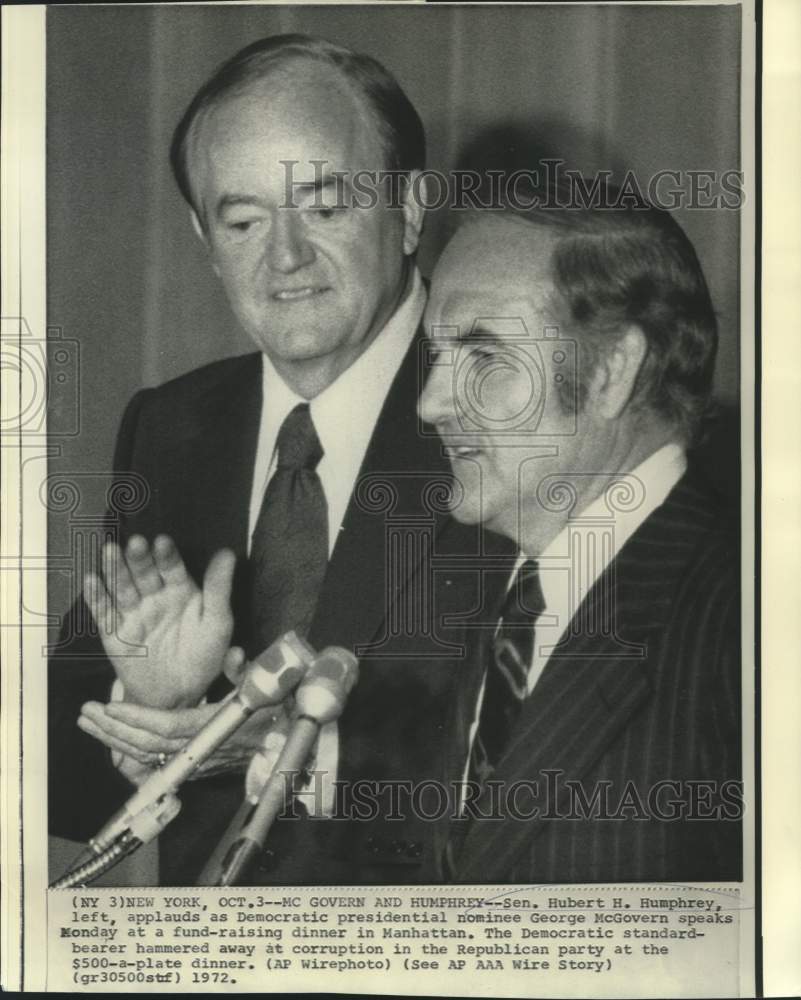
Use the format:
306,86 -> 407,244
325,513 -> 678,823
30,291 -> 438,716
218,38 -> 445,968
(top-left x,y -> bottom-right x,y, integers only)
48,34 -> 506,886
418,196 -> 742,883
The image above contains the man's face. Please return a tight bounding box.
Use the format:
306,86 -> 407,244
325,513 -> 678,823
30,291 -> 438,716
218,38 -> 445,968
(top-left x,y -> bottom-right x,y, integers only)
188,62 -> 422,393
418,217 -> 605,549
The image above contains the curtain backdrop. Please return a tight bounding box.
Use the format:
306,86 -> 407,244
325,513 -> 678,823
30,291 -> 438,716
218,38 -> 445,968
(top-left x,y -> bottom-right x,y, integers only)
46,3 -> 741,621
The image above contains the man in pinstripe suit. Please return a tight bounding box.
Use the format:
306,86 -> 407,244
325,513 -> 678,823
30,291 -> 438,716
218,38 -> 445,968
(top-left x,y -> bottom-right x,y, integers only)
419,196 -> 742,883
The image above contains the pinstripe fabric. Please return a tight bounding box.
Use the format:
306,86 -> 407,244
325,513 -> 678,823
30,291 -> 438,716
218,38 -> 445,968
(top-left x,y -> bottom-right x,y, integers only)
434,473 -> 742,883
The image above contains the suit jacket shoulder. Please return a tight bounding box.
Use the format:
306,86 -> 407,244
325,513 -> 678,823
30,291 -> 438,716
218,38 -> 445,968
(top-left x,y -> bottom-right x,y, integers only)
115,352 -> 262,459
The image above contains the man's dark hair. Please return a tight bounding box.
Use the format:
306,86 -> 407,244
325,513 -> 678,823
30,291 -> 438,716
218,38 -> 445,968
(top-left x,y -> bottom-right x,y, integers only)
170,33 -> 426,216
480,184 -> 719,443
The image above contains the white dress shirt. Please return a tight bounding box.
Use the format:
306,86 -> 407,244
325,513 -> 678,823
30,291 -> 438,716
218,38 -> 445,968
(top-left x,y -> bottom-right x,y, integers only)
463,442 -> 688,789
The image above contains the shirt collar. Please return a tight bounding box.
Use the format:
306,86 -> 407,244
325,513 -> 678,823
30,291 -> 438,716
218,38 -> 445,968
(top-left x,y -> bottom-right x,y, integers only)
309,267 -> 425,464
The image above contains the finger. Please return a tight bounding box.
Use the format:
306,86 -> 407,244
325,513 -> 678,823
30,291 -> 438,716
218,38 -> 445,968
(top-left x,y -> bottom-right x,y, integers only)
80,704 -> 186,754
81,701 -> 186,753
202,548 -> 236,618
239,704 -> 289,742
83,571 -> 113,634
192,757 -> 244,779
102,541 -> 139,612
77,715 -> 154,765
223,646 -> 247,685
104,700 -> 218,739
118,756 -> 157,787
152,535 -> 192,590
124,534 -> 162,597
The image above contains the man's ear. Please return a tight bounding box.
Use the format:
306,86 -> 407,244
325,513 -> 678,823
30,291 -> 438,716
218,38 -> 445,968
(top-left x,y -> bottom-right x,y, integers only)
190,209 -> 220,276
400,170 -> 426,256
590,325 -> 648,420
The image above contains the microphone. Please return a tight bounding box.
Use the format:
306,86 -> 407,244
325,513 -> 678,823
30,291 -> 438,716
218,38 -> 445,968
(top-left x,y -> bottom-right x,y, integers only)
199,645 -> 358,886
88,631 -> 315,855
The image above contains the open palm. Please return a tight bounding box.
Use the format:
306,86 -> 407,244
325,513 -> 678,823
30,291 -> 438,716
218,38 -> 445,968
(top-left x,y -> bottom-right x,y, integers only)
84,535 -> 236,709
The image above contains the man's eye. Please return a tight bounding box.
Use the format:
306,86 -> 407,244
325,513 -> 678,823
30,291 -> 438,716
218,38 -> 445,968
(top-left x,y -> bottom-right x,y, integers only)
306,205 -> 344,221
228,219 -> 260,232
220,217 -> 264,239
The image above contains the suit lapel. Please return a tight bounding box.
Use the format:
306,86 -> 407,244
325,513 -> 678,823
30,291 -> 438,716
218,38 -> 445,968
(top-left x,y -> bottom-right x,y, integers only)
454,473 -> 719,881
308,325 -> 453,653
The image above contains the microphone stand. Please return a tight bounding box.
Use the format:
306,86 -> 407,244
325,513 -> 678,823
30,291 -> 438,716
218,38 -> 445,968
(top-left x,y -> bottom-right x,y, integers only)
199,717 -> 319,886
49,633 -> 314,889
197,647 -> 358,887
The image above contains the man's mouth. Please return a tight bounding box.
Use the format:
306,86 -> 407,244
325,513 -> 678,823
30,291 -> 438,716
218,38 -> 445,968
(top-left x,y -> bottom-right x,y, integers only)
271,286 -> 329,302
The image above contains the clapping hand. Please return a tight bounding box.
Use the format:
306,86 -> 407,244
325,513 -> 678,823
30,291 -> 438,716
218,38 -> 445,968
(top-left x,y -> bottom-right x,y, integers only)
78,694 -> 293,781
82,534 -> 235,709
78,535 -> 290,779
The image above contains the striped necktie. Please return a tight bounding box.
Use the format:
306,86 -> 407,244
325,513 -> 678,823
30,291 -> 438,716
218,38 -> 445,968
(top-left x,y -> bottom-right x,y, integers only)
469,559 -> 545,785
444,559 -> 545,879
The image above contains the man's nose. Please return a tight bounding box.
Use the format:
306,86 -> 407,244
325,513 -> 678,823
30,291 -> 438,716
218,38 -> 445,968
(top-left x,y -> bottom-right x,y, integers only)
265,210 -> 314,273
418,356 -> 456,428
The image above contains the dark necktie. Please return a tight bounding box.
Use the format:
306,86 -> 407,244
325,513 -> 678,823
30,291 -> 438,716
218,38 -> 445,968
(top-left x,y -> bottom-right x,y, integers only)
249,403 -> 329,655
469,559 -> 546,785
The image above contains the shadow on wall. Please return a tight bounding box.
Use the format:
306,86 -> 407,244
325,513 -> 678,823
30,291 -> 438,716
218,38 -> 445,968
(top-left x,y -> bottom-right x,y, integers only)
420,122 -> 574,271
455,120 -> 625,182
437,120 -> 627,242
689,403 -> 741,509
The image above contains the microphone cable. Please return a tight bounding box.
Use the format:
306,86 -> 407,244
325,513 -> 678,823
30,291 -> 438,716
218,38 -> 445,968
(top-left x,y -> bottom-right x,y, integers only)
49,831 -> 141,889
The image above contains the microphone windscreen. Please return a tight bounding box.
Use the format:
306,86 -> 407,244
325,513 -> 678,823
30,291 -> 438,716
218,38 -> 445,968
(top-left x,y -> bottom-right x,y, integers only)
238,631 -> 315,710
313,647 -> 359,690
294,646 -> 359,723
